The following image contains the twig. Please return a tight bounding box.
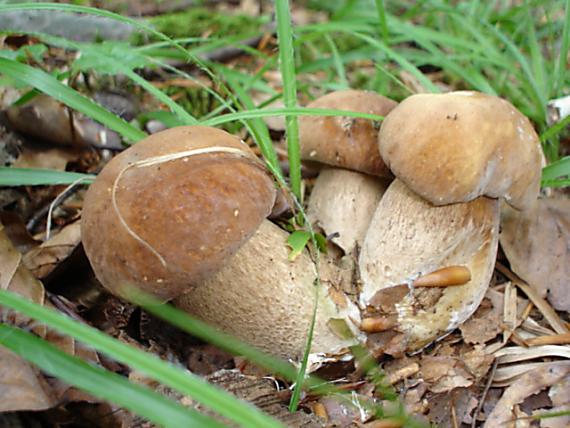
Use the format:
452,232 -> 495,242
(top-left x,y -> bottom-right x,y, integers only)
495,263 -> 568,335
471,358 -> 499,428
46,177 -> 90,240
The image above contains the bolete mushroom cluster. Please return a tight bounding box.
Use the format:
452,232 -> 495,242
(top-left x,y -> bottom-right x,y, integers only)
81,91 -> 542,363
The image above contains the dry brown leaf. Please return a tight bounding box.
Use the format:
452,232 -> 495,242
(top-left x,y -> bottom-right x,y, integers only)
420,356 -> 474,393
0,224 -> 100,412
484,361 -> 570,427
460,296 -> 502,344
13,145 -> 78,171
494,345 -> 570,363
426,388 -> 478,427
541,376 -> 570,428
0,346 -> 57,412
500,199 -> 570,311
23,221 -> 81,279
494,362 -> 556,387
463,347 -> 495,379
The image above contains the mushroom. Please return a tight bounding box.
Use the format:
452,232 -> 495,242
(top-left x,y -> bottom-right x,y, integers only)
359,91 -> 543,351
299,90 -> 397,253
81,126 -> 276,300
175,220 -> 361,360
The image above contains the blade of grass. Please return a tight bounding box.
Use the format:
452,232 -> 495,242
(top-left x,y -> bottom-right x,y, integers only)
351,32 -> 440,93
554,0 -> 570,95
275,0 -> 302,201
524,5 -> 547,97
542,156 -> 570,182
541,114 -> 570,142
0,31 -> 197,127
375,0 -> 389,42
0,58 -> 146,142
216,67 -> 283,180
0,168 -> 95,186
274,0 -> 317,411
122,68 -> 198,126
201,107 -> 385,127
0,324 -> 223,428
0,290 -> 285,428
323,33 -> 349,88
541,178 -> 570,188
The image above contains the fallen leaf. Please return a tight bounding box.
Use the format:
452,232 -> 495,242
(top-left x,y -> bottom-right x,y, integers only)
23,221 -> 81,279
420,356 -> 474,393
0,346 -> 57,411
13,145 -> 78,171
500,199 -> 570,311
484,361 -> 570,427
460,296 -> 502,344
0,224 -> 101,411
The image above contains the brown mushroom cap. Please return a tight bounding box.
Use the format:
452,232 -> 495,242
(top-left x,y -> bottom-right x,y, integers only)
379,91 -> 542,210
81,126 -> 276,300
299,90 -> 397,176
359,179 -> 499,351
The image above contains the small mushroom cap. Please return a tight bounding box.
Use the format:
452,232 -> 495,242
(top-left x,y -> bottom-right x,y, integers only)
379,91 -> 542,210
299,90 -> 397,176
175,220 -> 361,360
359,179 -> 499,350
81,126 -> 276,300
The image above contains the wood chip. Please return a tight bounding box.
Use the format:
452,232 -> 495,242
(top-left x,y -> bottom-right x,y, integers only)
502,281 -> 517,343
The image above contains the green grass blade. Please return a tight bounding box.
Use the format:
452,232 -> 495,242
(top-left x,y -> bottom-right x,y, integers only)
524,5 -> 547,97
0,58 -> 146,142
201,107 -> 385,127
323,34 -> 349,88
541,114 -> 570,142
554,0 -> 570,94
375,0 -> 389,42
122,68 -> 198,126
541,178 -> 570,188
0,324 -> 222,428
542,156 -> 570,182
130,293 -> 305,384
275,0 -> 302,201
214,64 -> 283,179
0,290 -> 285,428
0,168 -> 95,186
351,32 -> 440,93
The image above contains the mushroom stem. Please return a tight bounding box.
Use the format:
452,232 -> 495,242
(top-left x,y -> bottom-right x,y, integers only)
359,179 -> 499,351
308,168 -> 388,253
175,220 -> 362,360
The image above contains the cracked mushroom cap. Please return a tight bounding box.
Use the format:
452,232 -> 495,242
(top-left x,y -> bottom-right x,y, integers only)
175,220 -> 361,361
300,90 -> 397,176
81,126 -> 276,301
379,91 -> 542,210
359,179 -> 499,351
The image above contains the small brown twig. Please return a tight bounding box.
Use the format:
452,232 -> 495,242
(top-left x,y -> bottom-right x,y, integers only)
471,358 -> 499,428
